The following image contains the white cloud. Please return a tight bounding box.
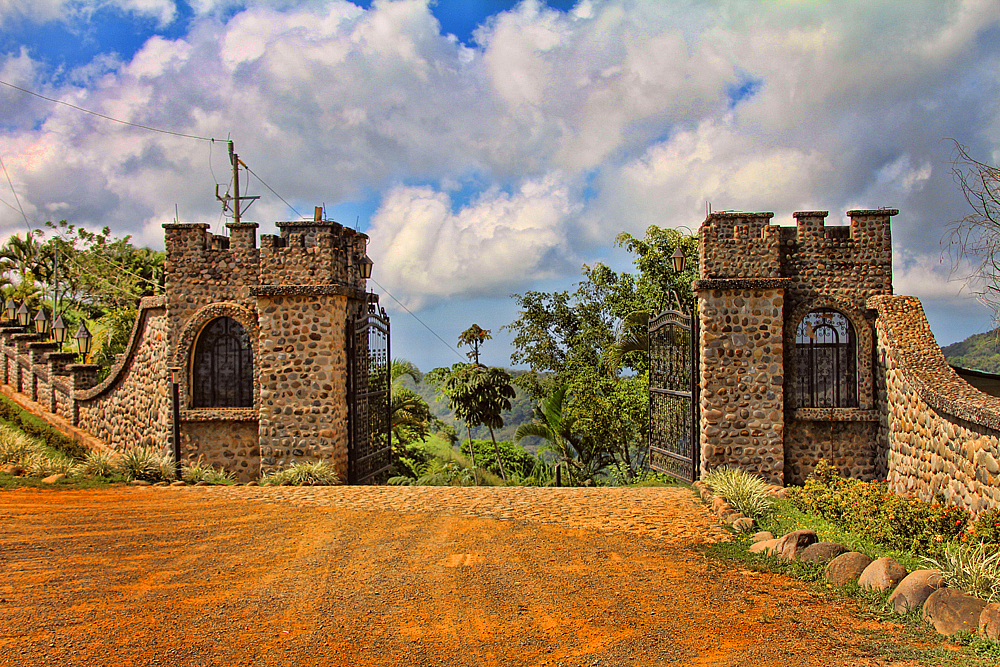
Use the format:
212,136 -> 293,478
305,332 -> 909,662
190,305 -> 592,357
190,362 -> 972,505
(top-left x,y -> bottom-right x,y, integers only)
0,0 -> 177,27
1,0 -> 999,323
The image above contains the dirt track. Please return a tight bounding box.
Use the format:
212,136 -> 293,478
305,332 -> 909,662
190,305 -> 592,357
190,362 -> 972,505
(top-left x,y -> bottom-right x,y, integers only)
0,485 -> 933,666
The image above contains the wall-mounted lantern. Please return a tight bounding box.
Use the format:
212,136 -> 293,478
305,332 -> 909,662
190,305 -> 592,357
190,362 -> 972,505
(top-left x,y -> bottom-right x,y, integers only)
74,321 -> 93,358
671,247 -> 687,273
358,254 -> 374,280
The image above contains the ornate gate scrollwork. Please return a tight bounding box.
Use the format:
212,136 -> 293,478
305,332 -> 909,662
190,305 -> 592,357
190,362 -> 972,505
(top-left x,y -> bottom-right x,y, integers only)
648,301 -> 700,483
347,300 -> 391,485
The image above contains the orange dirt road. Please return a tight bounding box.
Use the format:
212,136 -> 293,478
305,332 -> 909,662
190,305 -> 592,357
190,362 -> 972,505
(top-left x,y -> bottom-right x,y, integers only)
0,486 -> 928,666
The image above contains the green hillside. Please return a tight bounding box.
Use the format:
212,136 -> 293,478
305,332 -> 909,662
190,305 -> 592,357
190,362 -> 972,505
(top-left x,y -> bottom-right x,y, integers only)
942,328 -> 1000,373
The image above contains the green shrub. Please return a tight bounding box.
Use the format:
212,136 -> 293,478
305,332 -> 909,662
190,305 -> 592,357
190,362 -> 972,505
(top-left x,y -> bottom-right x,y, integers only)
260,461 -> 341,486
0,423 -> 40,464
924,541 -> 1000,601
79,449 -> 119,478
971,507 -> 1000,545
704,465 -> 774,521
460,439 -> 539,479
0,394 -> 88,461
787,459 -> 970,556
181,458 -> 235,485
118,445 -> 174,482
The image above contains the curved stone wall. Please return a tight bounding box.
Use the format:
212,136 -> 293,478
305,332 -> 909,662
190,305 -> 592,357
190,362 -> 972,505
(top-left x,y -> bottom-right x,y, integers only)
870,294 -> 1000,514
75,296 -> 171,453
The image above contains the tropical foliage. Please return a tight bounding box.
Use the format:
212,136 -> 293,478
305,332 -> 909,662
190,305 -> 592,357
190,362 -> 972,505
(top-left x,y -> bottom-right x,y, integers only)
505,225 -> 697,483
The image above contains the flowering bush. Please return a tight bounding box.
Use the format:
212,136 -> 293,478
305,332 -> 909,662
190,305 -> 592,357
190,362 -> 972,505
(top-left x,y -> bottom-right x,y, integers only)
971,508 -> 1000,545
787,460 -> 970,556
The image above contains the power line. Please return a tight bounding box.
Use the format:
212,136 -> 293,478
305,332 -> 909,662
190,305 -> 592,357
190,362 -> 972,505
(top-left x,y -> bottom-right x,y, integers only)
369,277 -> 466,363
243,164 -> 308,220
0,79 -> 221,143
0,155 -> 32,232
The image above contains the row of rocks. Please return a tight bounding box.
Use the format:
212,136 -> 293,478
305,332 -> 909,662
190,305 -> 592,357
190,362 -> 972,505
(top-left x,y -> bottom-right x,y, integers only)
750,528 -> 1000,639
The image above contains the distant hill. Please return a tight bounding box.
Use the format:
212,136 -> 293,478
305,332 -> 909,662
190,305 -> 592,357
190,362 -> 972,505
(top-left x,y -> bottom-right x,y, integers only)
942,328 -> 1000,373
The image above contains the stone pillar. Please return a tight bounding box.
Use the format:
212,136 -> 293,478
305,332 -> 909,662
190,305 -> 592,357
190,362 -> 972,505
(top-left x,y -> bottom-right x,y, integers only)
68,364 -> 101,426
696,282 -> 786,485
48,352 -> 79,415
27,342 -> 59,403
253,286 -> 354,480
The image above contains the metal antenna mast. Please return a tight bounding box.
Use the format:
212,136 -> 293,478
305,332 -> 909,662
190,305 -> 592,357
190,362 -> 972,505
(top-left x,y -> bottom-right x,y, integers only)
215,141 -> 259,225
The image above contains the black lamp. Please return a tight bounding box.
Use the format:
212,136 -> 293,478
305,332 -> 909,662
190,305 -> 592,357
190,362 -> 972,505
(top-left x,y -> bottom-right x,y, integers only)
34,309 -> 49,337
358,254 -> 373,280
52,314 -> 67,349
16,302 -> 30,327
74,321 -> 92,357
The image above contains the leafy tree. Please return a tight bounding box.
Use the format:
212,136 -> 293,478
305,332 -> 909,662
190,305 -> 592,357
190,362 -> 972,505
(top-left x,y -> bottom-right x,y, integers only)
505,225 -> 697,484
457,324 -> 491,365
459,439 -> 538,480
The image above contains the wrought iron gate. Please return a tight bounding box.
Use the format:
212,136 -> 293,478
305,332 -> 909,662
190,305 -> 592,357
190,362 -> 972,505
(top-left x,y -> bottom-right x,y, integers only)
648,301 -> 700,483
347,300 -> 392,485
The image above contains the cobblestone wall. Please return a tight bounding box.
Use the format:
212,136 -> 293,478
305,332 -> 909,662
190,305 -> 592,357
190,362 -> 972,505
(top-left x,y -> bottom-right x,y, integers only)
75,297 -> 171,452
871,294 -> 1000,514
180,414 -> 260,482
255,290 -> 351,480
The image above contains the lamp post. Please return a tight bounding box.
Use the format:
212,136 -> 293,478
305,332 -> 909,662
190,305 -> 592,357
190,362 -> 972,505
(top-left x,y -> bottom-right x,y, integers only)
34,309 -> 50,338
4,299 -> 17,324
52,314 -> 67,351
74,321 -> 92,361
170,367 -> 182,478
16,302 -> 29,328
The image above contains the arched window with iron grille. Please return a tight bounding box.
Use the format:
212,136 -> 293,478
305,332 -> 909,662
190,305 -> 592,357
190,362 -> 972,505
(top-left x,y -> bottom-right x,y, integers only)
192,316 -> 253,408
794,309 -> 857,408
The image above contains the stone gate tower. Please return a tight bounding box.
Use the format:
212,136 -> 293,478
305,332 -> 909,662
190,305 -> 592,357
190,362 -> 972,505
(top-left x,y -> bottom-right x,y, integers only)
163,215 -> 371,482
693,209 -> 895,485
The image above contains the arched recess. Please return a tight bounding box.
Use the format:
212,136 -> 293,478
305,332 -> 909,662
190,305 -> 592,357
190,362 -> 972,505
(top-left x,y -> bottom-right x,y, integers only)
192,317 -> 253,407
786,298 -> 874,411
174,303 -> 259,410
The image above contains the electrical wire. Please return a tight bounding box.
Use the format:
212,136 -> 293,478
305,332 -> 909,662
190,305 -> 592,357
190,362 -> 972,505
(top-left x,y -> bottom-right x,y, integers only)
369,277 -> 466,363
0,155 -> 32,233
0,79 -> 221,143
243,164 -> 309,220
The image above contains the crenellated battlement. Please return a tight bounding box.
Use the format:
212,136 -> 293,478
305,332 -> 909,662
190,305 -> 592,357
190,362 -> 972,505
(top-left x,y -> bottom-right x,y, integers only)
699,212 -> 780,279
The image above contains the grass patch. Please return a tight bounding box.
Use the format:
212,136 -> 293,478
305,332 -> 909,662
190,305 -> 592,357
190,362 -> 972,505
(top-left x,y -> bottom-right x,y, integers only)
0,471 -> 121,489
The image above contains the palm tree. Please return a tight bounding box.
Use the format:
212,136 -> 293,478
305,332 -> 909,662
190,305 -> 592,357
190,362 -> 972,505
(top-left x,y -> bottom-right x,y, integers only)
606,310 -> 649,373
514,385 -> 614,485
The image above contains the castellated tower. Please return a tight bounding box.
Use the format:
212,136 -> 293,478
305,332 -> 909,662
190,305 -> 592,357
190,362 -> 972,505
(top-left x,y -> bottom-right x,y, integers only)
162,217 -> 370,482
694,209 -> 895,485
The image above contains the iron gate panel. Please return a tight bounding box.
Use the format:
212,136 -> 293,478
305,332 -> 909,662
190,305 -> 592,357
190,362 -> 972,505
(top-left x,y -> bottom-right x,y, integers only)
347,301 -> 391,485
648,305 -> 700,482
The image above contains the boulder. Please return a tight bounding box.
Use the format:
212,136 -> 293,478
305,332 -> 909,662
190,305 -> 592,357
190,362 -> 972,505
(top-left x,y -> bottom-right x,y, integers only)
749,539 -> 779,555
40,473 -> 66,484
923,588 -> 987,636
826,552 -> 873,586
750,531 -> 774,543
798,542 -> 848,565
1,463 -> 21,475
888,570 -> 943,613
129,480 -> 151,486
858,557 -> 908,592
980,603 -> 1000,640
170,480 -> 187,487
732,517 -> 754,532
773,530 -> 818,560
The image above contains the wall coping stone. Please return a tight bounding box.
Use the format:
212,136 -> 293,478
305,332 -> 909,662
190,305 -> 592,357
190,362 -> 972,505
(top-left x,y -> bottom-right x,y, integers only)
792,408 -> 879,422
693,278 -> 790,291
869,294 -> 1000,431
181,408 -> 257,422
251,284 -> 365,299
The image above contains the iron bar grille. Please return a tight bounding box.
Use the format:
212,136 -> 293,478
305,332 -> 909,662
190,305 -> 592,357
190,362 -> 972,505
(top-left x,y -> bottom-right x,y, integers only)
648,307 -> 700,482
192,317 -> 253,408
794,309 -> 857,408
348,304 -> 392,484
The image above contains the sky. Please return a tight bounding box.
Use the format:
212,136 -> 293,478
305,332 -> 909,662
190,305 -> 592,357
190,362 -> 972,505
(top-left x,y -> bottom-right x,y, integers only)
1,0 -> 999,372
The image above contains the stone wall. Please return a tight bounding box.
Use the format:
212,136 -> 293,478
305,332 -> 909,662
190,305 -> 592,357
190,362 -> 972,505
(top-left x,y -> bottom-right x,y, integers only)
255,290 -> 352,480
697,286 -> 785,484
180,414 -> 260,482
871,294 -> 1000,514
75,296 -> 171,452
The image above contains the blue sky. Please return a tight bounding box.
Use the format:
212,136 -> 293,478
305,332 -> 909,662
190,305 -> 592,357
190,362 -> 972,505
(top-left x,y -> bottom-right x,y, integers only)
2,0 -> 1000,372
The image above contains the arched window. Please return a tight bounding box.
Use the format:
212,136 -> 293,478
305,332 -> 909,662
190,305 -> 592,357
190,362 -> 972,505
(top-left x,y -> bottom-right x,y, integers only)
794,309 -> 857,408
192,317 -> 253,408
